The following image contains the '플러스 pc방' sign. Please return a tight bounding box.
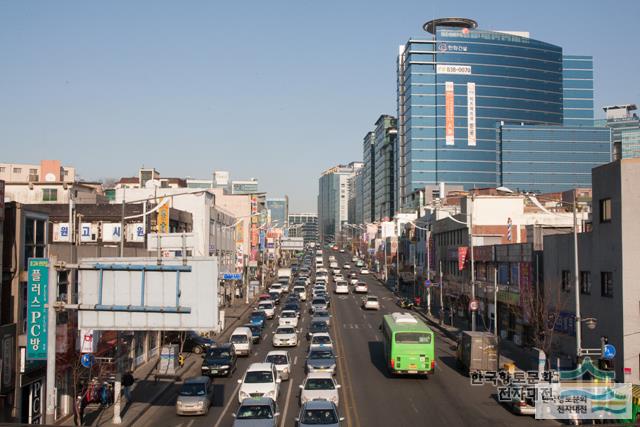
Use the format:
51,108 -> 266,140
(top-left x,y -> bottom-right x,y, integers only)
27,259 -> 49,360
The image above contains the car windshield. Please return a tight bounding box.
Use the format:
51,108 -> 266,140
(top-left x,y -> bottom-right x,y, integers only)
301,409 -> 339,424
206,348 -> 230,358
245,371 -> 274,383
312,299 -> 325,305
230,335 -> 248,344
312,336 -> 331,345
315,311 -> 329,317
282,312 -> 296,318
259,303 -> 273,309
367,297 -> 378,302
276,327 -> 295,335
266,354 -> 288,365
179,383 -> 206,396
395,332 -> 431,344
236,404 -> 274,419
305,378 -> 335,390
309,350 -> 334,360
251,313 -> 265,320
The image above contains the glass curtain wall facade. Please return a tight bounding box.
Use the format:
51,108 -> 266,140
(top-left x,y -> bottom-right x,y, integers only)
288,213 -> 318,244
398,26 -> 564,206
317,164 -> 362,244
266,197 -> 288,228
499,125 -> 611,193
563,55 -> 595,126
373,115 -> 398,221
362,132 -> 375,223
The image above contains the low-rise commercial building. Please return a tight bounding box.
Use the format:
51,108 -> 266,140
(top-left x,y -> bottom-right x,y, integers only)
544,158 -> 640,382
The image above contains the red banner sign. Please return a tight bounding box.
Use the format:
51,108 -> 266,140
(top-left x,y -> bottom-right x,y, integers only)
458,246 -> 468,271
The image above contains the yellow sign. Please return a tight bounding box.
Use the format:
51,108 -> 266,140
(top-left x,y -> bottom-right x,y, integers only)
157,199 -> 170,233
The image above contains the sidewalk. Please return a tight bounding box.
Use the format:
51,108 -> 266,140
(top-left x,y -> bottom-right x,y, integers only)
58,295 -> 260,426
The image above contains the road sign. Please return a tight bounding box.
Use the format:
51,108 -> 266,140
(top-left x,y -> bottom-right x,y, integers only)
424,279 -> 431,287
80,353 -> 95,368
469,299 -> 479,312
603,344 -> 616,360
223,273 -> 242,280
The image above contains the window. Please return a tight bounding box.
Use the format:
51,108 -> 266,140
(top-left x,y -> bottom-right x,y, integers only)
13,167 -> 21,174
599,198 -> 612,223
580,271 -> 591,295
23,217 -> 47,269
43,188 -> 58,201
0,167 -> 5,173
561,270 -> 572,292
29,168 -> 38,174
601,272 -> 613,297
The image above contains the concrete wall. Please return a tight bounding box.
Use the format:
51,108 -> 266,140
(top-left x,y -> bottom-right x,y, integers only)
619,159 -> 640,383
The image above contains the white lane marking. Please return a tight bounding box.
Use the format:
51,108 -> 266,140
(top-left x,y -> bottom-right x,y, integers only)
186,420 -> 195,427
213,380 -> 242,427
293,355 -> 298,366
263,334 -> 267,340
280,374 -> 296,427
368,323 -> 372,329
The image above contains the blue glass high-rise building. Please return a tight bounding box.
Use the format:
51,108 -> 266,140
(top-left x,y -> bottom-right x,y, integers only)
563,55 -> 595,126
397,18 -> 606,204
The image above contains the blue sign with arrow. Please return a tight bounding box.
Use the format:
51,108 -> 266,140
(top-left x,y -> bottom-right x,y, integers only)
81,353 -> 95,368
424,279 -> 431,287
223,273 -> 242,280
603,344 -> 616,360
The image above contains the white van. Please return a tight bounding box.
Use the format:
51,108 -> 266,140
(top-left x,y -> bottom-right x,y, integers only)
230,327 -> 253,356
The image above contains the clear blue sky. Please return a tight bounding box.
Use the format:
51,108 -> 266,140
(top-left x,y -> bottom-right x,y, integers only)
1,1 -> 638,212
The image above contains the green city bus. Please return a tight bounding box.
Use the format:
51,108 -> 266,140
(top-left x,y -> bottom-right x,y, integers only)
381,312 -> 435,376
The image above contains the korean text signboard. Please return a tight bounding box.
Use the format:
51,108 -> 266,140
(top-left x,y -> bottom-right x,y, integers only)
27,259 -> 48,360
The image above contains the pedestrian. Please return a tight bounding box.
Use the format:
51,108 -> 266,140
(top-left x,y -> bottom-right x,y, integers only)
122,371 -> 134,401
235,286 -> 240,299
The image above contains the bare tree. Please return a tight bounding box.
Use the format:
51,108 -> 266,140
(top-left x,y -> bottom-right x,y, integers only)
516,278 -> 571,361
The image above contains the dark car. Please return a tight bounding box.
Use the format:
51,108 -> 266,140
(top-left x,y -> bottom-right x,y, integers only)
249,311 -> 267,329
307,320 -> 330,340
201,344 -> 237,377
269,291 -> 281,304
285,294 -> 300,304
283,302 -> 301,317
182,331 -> 215,355
244,323 -> 263,344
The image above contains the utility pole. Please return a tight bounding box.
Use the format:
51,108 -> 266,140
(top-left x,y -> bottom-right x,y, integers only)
439,260 -> 444,325
469,194 -> 476,332
494,267 -> 498,337
573,193 -> 582,364
426,227 -> 431,316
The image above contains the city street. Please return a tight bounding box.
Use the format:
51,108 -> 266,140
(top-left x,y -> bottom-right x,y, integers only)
136,249 -> 555,427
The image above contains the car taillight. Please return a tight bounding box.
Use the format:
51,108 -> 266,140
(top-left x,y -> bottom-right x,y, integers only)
517,401 -> 527,407
390,359 -> 395,368
431,360 -> 435,370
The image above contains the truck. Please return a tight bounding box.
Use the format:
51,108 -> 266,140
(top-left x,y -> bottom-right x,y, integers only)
456,331 -> 498,375
277,268 -> 292,283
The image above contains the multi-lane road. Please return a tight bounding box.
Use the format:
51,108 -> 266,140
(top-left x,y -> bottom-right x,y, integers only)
138,249 -> 554,427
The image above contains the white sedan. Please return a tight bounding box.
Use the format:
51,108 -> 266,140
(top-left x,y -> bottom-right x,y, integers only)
299,372 -> 341,407
354,282 -> 368,293
272,326 -> 299,347
278,310 -> 299,328
265,350 -> 291,381
362,296 -> 380,310
360,268 -> 369,275
342,264 -> 351,270
334,281 -> 349,294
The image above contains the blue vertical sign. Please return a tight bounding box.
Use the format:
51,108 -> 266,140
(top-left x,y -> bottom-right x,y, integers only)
27,258 -> 49,360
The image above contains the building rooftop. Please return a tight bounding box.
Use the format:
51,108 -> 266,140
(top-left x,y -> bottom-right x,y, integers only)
423,17 -> 478,34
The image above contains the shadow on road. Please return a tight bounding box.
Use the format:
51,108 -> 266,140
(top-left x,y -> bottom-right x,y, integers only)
212,384 -> 226,407
439,356 -> 465,375
367,341 -> 393,379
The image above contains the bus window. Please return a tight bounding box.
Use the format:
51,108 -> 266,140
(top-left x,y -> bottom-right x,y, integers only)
395,332 -> 431,344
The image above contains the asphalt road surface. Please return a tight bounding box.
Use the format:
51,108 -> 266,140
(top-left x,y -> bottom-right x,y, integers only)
136,249 -> 555,427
